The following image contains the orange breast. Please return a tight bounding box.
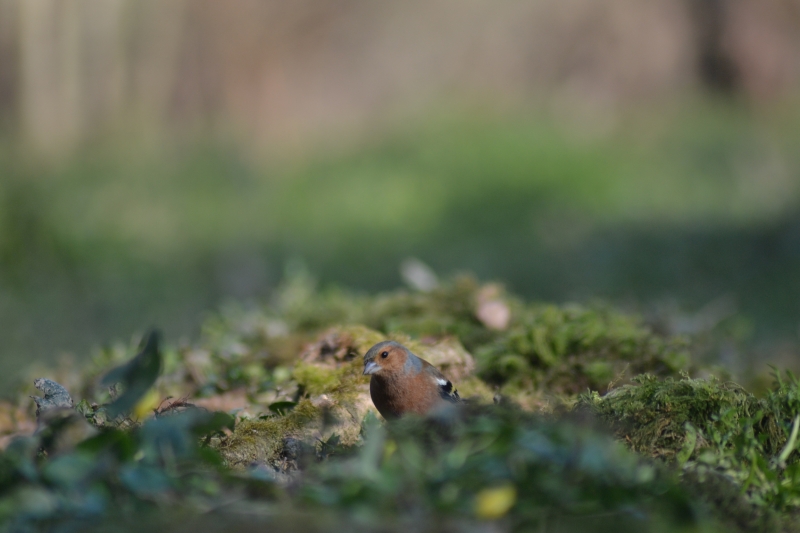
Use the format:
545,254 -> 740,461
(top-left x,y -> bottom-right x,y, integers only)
369,373 -> 443,419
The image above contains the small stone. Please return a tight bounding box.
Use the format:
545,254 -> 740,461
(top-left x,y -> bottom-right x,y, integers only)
31,379 -> 74,419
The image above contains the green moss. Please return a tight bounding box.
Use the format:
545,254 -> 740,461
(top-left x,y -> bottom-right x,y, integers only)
217,399 -> 319,468
453,376 -> 494,403
577,374 -> 757,460
477,304 -> 690,394
366,275 -> 498,349
577,373 -> 800,529
217,325 -> 385,469
328,324 -> 389,357
292,364 -> 343,396
583,360 -> 614,384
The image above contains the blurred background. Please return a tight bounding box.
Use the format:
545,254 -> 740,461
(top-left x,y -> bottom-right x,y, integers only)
1,0 -> 800,388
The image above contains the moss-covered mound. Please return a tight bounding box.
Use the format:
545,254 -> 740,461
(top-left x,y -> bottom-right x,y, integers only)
1,274 -> 797,532
195,273 -> 691,399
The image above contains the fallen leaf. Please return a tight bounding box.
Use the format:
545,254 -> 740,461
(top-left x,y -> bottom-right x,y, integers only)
475,284 -> 511,331
474,484 -> 517,519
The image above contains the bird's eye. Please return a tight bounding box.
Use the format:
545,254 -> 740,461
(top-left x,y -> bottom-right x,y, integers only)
381,351 -> 389,359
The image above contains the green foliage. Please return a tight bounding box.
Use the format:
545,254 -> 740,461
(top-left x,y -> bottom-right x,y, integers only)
0,402 -> 707,533
300,406 -> 700,532
578,372 -> 800,530
0,408 -> 234,532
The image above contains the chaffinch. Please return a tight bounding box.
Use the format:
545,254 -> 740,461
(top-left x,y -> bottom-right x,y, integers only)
363,340 -> 460,419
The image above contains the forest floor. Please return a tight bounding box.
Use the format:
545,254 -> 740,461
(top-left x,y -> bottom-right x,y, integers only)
2,274 -> 800,532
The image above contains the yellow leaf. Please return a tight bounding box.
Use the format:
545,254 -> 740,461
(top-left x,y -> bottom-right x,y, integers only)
474,484 -> 517,519
132,389 -> 161,421
383,439 -> 397,462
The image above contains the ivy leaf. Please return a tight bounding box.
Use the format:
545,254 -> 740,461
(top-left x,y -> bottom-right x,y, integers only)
677,422 -> 698,466
100,330 -> 162,418
190,411 -> 235,438
119,464 -> 172,497
139,408 -> 235,463
77,428 -> 138,462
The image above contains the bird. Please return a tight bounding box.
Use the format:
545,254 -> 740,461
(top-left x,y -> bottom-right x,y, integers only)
363,340 -> 460,419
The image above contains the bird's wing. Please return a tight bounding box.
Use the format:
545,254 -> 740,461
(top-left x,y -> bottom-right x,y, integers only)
423,363 -> 461,403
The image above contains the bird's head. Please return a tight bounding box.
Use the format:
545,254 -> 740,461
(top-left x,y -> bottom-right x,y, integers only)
363,340 -> 413,376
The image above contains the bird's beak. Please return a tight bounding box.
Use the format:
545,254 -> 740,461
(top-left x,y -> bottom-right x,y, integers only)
363,361 -> 379,375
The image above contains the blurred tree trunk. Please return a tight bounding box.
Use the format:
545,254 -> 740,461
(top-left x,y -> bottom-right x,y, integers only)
18,0 -> 82,151
0,0 -> 19,132
687,0 -> 739,93
17,0 -> 128,154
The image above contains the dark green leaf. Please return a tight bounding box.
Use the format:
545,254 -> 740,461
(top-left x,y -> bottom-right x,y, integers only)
41,453 -> 96,488
189,411 -> 235,437
101,330 -> 162,418
119,464 -> 172,496
77,428 -> 138,461
269,401 -> 297,416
